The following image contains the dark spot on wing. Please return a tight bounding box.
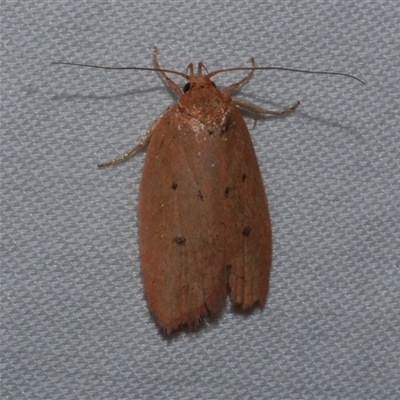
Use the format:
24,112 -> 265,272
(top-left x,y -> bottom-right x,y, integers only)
197,190 -> 204,200
242,226 -> 251,237
171,182 -> 178,190
173,236 -> 186,245
242,173 -> 247,182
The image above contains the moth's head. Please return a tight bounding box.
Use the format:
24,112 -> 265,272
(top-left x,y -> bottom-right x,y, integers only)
182,62 -> 217,93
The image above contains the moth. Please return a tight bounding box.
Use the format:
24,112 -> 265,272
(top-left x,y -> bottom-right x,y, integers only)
53,49 -> 363,333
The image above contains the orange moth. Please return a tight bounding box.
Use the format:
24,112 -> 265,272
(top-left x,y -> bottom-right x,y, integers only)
53,49 -> 363,333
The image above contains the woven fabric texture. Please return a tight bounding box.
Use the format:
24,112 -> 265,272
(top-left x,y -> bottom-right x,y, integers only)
2,1 -> 399,399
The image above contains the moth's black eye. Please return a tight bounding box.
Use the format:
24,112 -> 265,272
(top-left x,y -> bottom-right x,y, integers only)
183,82 -> 190,93
211,81 -> 216,88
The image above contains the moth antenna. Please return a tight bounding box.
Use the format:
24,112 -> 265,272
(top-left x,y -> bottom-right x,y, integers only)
208,65 -> 365,85
51,61 -> 188,79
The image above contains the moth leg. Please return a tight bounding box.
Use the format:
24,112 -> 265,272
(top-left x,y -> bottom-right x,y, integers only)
223,58 -> 256,94
152,47 -> 182,96
232,97 -> 300,116
98,107 -> 169,168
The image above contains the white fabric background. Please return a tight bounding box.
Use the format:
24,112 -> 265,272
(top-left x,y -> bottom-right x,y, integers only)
2,1 -> 399,398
